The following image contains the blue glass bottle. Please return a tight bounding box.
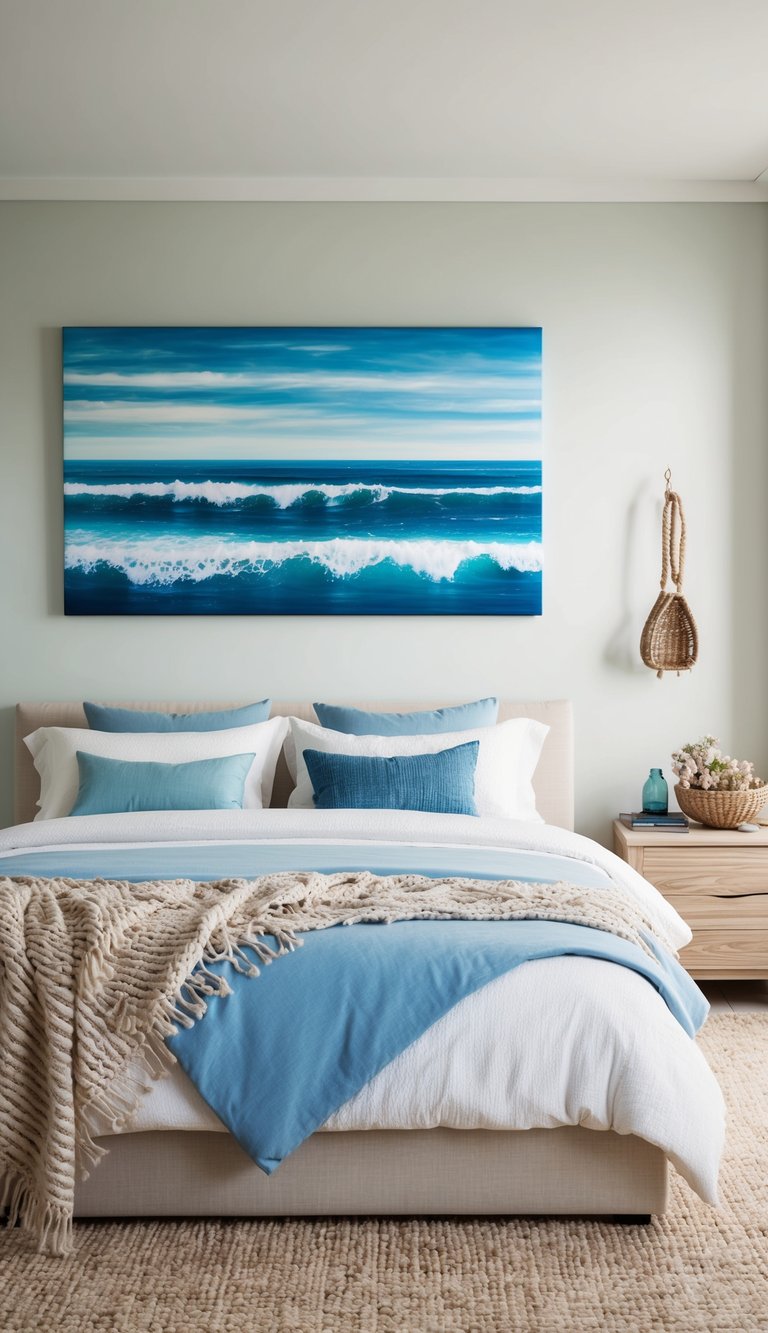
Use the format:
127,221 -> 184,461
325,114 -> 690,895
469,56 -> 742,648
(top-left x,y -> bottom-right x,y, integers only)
642,768 -> 669,815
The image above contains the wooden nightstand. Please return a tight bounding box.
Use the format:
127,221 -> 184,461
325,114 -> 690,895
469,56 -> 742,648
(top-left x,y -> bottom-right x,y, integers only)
613,819 -> 768,979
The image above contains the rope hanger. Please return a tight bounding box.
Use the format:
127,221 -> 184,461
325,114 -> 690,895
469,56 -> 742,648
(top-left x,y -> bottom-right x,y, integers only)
660,468 -> 686,593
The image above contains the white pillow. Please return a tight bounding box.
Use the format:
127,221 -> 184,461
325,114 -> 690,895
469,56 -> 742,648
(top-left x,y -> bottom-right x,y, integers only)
285,716 -> 548,821
24,717 -> 289,821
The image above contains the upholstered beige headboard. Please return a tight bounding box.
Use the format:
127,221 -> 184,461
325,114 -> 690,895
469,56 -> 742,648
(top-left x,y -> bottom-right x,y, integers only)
14,700 -> 574,829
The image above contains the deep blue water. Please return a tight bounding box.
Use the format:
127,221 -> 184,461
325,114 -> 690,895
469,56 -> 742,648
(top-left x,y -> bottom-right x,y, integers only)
64,460 -> 542,616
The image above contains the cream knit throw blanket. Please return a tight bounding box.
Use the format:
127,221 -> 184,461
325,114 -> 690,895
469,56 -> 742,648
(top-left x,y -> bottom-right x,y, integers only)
0,869 -> 673,1255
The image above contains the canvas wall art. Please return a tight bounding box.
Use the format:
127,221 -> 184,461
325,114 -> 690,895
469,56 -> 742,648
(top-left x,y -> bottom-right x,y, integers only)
63,327 -> 542,615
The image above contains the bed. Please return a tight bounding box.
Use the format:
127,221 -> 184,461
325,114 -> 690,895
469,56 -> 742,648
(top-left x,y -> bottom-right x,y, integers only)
3,699 -> 723,1229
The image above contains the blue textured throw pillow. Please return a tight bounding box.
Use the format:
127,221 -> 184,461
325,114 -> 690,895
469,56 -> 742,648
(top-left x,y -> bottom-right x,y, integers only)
312,697 -> 498,736
84,700 -> 271,732
303,742 -> 479,816
70,750 -> 256,816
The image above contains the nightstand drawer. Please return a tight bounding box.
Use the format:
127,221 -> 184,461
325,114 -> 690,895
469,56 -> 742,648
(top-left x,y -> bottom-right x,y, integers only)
643,848 -> 768,896
679,928 -> 768,977
665,892 -> 768,930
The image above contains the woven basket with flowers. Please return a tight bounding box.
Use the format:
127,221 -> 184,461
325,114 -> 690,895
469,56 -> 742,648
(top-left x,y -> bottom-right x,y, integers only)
672,736 -> 768,829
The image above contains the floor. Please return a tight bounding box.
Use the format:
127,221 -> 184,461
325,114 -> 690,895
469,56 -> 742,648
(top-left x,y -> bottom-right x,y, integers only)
700,979 -> 768,1012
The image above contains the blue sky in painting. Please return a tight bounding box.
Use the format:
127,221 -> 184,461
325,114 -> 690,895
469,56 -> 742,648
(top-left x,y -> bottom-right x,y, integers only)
63,327 -> 542,461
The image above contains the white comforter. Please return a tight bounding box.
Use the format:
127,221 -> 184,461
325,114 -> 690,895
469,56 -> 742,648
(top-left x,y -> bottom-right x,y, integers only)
0,810 -> 724,1202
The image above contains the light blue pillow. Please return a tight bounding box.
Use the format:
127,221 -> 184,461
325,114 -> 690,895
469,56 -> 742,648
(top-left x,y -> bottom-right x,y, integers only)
303,742 -> 479,816
70,750 -> 256,816
312,697 -> 498,737
84,700 -> 271,732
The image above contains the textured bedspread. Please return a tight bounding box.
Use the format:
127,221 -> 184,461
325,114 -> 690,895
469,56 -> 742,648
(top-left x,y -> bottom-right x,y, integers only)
0,858 -> 675,1252
0,810 -> 725,1243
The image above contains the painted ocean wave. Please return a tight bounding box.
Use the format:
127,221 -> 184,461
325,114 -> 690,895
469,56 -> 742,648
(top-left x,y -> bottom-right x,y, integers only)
65,535 -> 543,586
63,479 -> 542,509
63,457 -> 543,614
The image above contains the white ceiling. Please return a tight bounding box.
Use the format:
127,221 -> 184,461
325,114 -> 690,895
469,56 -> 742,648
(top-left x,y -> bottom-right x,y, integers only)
1,0 -> 768,200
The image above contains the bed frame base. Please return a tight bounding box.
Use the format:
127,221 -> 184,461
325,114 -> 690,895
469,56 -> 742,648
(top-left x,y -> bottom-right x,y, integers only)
74,1127 -> 668,1219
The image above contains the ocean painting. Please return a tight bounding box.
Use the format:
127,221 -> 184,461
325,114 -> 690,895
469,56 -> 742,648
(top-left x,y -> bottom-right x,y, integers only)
63,327 -> 542,615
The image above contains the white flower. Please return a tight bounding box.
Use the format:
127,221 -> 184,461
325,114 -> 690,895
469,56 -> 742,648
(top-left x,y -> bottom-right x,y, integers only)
672,735 -> 758,792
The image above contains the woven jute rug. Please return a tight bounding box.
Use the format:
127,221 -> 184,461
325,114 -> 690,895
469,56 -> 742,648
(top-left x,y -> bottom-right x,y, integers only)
1,1013 -> 766,1333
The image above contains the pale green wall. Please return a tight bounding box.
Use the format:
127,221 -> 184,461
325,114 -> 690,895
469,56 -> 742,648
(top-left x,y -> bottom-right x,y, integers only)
1,202 -> 766,840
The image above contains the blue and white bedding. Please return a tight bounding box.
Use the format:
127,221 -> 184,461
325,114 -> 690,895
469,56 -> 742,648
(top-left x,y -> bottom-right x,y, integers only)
0,809 -> 725,1202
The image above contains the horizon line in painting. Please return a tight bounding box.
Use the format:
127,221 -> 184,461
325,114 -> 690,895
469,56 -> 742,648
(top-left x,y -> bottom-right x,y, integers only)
63,326 -> 542,615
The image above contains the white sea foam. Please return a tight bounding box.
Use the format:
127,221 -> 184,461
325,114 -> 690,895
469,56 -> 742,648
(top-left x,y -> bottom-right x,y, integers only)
63,480 -> 541,508
65,535 -> 543,586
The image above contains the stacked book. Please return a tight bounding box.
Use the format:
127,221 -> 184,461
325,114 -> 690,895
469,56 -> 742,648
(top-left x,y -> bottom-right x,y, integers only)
619,811 -> 690,833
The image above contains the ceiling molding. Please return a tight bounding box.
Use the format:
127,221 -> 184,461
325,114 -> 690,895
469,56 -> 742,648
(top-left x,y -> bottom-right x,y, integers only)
2,176 -> 768,203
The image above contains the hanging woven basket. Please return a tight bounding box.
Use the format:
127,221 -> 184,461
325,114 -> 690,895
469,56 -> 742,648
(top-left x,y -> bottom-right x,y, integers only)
640,472 -> 698,678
